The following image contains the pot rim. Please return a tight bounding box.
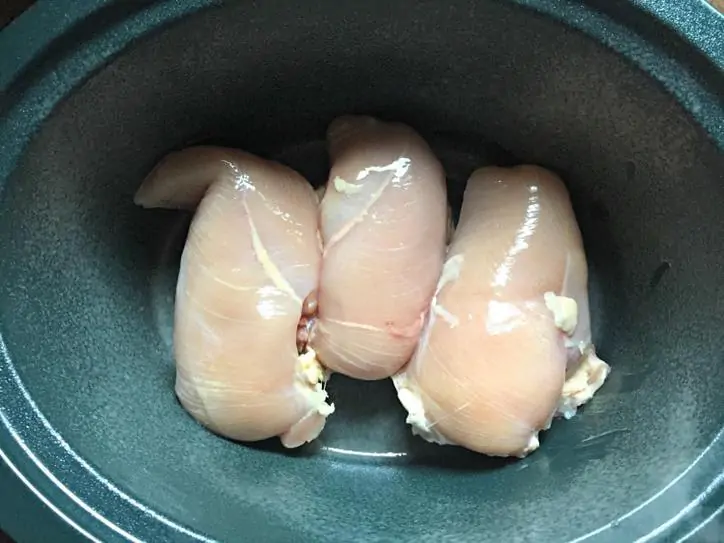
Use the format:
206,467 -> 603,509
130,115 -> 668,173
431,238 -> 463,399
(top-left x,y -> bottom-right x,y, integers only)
0,1 -> 722,542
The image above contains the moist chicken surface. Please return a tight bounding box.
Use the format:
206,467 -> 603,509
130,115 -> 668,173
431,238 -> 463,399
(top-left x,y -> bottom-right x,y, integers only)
136,146 -> 333,448
393,165 -> 610,458
310,116 -> 449,380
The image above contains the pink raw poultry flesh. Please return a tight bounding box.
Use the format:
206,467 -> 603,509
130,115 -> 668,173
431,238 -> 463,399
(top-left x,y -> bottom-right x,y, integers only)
393,165 -> 610,458
310,116 -> 449,380
135,146 -> 334,448
134,134 -> 610,458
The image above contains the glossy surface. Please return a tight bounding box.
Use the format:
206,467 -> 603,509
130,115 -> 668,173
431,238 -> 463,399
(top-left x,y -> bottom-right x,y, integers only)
312,116 -> 448,380
0,1 -> 722,542
134,147 -> 332,447
395,165 -> 609,457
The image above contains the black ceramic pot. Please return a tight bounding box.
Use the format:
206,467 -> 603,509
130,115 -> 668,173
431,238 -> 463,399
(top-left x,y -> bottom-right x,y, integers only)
0,1 -> 722,542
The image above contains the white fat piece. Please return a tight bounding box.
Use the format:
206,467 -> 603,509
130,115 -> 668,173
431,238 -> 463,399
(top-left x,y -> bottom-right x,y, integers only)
244,198 -> 302,305
391,373 -> 454,446
356,157 -> 411,181
332,176 -> 365,194
333,157 -> 412,195
295,348 -> 335,417
520,433 -> 541,458
544,291 -> 578,335
431,254 -> 464,328
557,347 -> 611,419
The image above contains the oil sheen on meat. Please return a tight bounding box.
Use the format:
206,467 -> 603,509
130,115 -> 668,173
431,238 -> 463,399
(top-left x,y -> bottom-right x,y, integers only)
310,116 -> 448,380
393,165 -> 610,457
135,146 -> 333,448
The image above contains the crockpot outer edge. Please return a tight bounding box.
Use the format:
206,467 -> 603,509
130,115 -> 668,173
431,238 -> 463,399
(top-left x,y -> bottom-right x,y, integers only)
514,0 -> 724,146
0,3 -> 226,542
0,1 -> 722,542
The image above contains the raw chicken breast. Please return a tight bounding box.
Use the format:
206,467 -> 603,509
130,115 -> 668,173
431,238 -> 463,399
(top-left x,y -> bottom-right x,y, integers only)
310,116 -> 448,380
393,165 -> 610,457
135,146 -> 334,448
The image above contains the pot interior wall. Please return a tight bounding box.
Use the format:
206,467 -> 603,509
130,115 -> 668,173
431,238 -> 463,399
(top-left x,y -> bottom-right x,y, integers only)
0,1 -> 723,541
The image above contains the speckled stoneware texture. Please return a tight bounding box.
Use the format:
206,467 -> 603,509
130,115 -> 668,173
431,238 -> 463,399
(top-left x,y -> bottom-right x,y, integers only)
0,1 -> 723,542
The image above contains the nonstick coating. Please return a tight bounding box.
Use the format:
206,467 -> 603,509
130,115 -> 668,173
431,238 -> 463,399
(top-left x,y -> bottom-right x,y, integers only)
0,1 -> 723,542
